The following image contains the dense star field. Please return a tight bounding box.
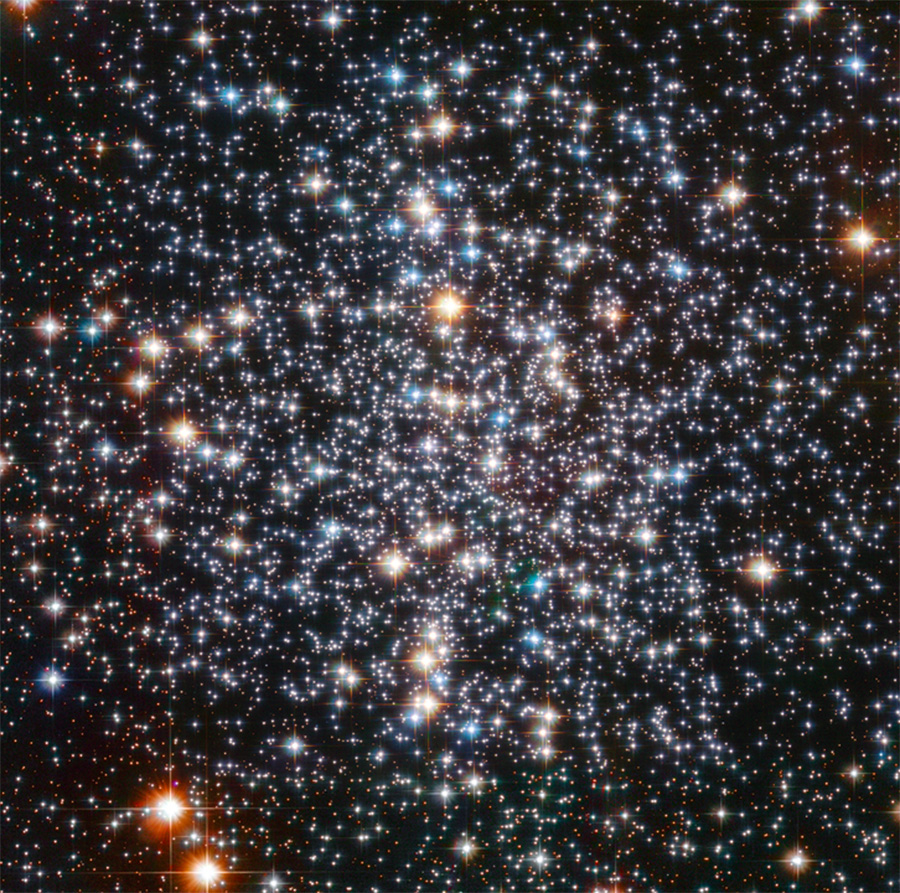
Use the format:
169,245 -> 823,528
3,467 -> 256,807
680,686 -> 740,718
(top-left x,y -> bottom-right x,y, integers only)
1,2 -> 899,891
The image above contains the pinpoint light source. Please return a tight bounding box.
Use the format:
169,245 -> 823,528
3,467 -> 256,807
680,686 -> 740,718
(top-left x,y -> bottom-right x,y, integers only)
412,691 -> 439,718
723,183 -> 745,206
131,373 -> 152,394
751,557 -> 775,582
142,336 -> 165,358
190,858 -> 220,887
383,551 -> 407,577
415,650 -> 436,671
434,291 -> 463,319
432,116 -> 453,137
800,1 -> 819,18
171,420 -> 197,445
851,226 -> 873,250
155,793 -> 184,822
38,315 -> 61,340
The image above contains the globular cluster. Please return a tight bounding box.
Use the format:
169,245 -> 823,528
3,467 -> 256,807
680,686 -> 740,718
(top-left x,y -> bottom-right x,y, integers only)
1,2 -> 898,891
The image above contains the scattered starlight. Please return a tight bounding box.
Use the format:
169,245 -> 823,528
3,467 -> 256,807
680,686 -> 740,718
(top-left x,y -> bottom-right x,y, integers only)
3,3 -> 897,892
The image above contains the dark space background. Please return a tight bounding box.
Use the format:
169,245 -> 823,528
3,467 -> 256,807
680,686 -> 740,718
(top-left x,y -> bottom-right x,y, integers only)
1,2 -> 898,891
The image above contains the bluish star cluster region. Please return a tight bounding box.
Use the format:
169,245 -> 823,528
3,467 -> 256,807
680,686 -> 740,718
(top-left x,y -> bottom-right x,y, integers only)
1,2 -> 898,891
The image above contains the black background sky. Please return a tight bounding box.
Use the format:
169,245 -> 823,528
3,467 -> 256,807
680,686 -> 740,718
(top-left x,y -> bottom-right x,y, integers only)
2,2 -> 898,891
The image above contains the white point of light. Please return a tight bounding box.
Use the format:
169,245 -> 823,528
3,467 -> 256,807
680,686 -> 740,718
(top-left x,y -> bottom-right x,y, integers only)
155,794 -> 184,822
436,292 -> 463,319
852,226 -> 873,250
383,552 -> 406,576
192,859 -> 220,885
724,184 -> 745,206
751,558 -> 775,582
172,421 -> 196,444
